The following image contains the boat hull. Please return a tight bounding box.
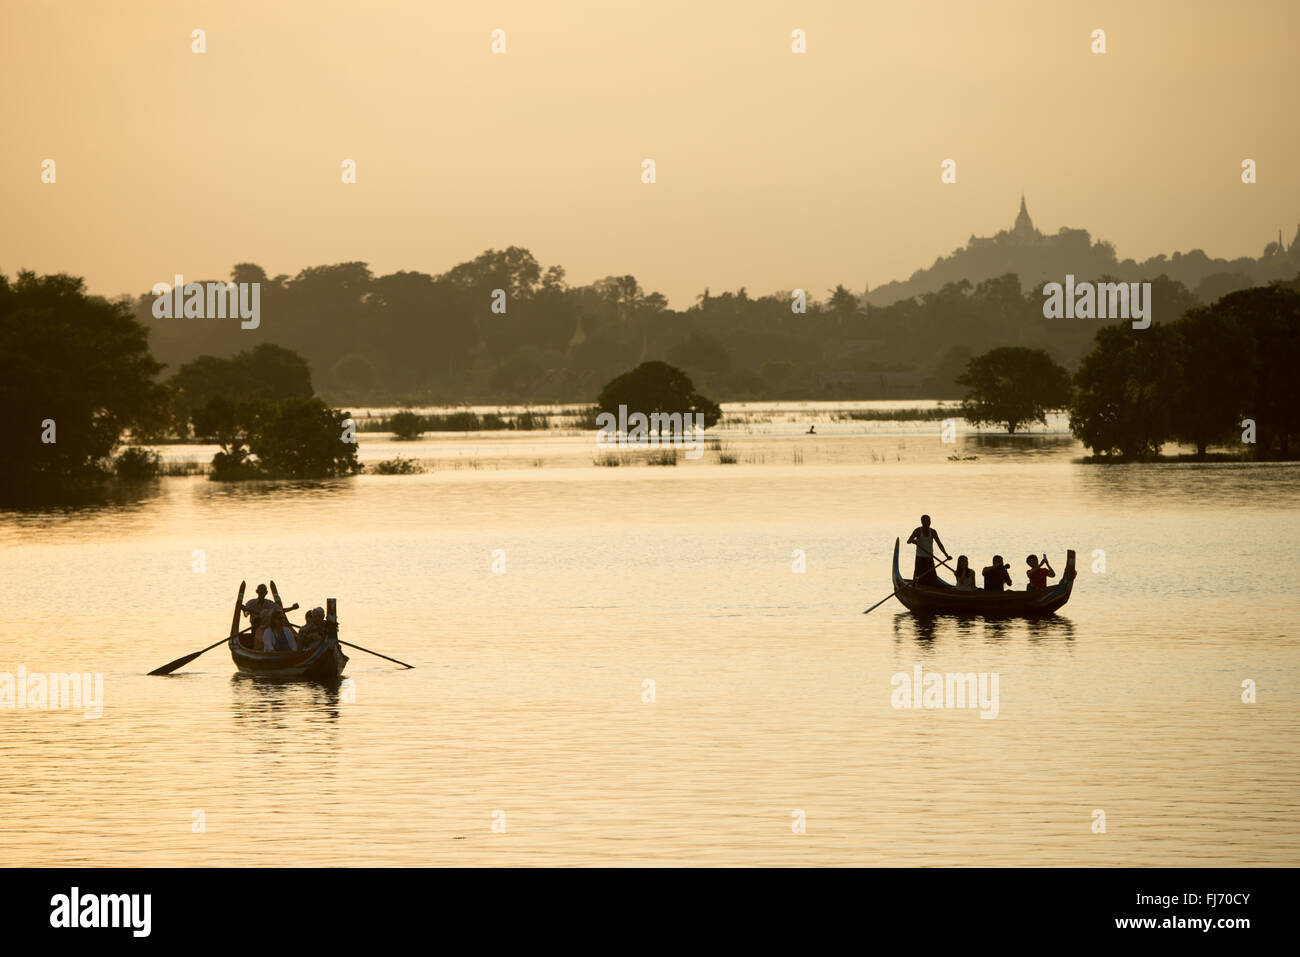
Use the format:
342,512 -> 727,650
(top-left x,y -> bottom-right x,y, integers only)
890,539 -> 1076,618
228,632 -> 348,681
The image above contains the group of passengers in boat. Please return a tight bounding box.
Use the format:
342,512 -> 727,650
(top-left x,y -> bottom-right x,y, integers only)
240,584 -> 328,651
907,515 -> 1056,593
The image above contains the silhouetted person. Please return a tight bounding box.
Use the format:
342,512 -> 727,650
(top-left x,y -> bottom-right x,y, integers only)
242,584 -> 277,646
907,514 -> 950,586
297,606 -> 326,647
1026,554 -> 1056,590
954,555 -> 976,591
807,425 -> 816,434
261,609 -> 298,652
982,556 -> 1012,592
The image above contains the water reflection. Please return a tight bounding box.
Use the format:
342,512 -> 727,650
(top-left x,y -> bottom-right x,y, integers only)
963,434 -> 1077,458
0,480 -> 163,518
230,675 -> 344,729
892,611 -> 1076,646
200,478 -> 358,502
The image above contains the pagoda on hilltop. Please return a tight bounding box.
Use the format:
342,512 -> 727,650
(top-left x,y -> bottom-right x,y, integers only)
967,195 -> 1053,249
1011,194 -> 1040,243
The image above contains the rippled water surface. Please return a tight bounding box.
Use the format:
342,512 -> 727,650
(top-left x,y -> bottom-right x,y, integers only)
2,424 -> 1297,865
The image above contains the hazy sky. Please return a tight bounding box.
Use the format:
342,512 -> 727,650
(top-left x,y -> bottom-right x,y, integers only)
3,0 -> 1298,307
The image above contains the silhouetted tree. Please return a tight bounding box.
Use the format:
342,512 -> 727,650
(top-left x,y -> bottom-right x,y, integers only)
388,410 -> 424,441
192,395 -> 266,477
171,343 -> 312,425
1070,324 -> 1183,458
1209,285 -> 1300,459
249,398 -> 361,478
1169,307 -> 1256,456
0,271 -> 163,499
597,361 -> 722,429
957,347 -> 1071,433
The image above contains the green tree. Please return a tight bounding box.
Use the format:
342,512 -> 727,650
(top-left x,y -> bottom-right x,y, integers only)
957,346 -> 1072,433
1069,323 -> 1183,458
250,398 -> 361,477
0,271 -> 164,499
597,361 -> 722,429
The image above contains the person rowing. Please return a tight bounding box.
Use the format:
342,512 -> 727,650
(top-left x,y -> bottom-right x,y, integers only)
242,584 -> 278,647
906,514 -> 951,586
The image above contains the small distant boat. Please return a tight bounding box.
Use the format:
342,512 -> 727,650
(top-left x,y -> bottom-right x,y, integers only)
891,538 -> 1076,617
229,597 -> 348,681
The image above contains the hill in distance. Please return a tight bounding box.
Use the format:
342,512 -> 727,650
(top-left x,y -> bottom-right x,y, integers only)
863,197 -> 1300,308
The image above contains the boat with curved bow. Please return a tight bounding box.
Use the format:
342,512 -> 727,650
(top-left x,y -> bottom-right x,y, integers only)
229,597 -> 348,681
890,538 -> 1076,617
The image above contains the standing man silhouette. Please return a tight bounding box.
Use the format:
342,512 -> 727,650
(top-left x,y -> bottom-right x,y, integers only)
907,514 -> 950,586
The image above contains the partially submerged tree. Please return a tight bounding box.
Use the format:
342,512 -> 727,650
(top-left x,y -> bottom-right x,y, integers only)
957,346 -> 1072,433
0,271 -> 164,499
1069,323 -> 1183,459
192,395 -> 266,477
1210,285 -> 1300,459
388,410 -> 425,441
597,361 -> 722,432
250,397 -> 361,478
1168,307 -> 1256,456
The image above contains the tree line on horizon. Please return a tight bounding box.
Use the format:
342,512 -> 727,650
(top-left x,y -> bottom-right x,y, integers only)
4,261 -> 1298,502
957,283 -> 1300,460
136,246 -> 1299,407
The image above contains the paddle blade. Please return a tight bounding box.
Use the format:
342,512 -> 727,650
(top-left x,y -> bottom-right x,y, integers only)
148,637 -> 228,675
148,651 -> 205,676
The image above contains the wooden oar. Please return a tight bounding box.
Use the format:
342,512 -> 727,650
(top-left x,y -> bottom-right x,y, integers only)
270,580 -> 285,609
338,640 -> 414,669
920,548 -> 957,576
862,592 -> 897,615
148,638 -> 230,675
149,581 -> 246,675
863,548 -> 958,614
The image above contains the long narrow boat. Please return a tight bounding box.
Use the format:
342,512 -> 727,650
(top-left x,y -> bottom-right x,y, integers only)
891,538 -> 1076,617
229,598 -> 348,681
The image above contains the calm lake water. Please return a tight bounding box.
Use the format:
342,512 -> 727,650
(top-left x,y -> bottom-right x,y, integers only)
2,413 -> 1298,866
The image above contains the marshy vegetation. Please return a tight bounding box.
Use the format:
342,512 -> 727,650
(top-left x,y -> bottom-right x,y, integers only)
358,408 -> 562,435
371,456 -> 426,475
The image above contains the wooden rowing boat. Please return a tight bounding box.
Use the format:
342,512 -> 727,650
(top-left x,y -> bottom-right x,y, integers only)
891,538 -> 1076,617
228,598 -> 348,681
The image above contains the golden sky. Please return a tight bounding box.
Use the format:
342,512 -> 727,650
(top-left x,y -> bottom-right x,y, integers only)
3,0 -> 1297,306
